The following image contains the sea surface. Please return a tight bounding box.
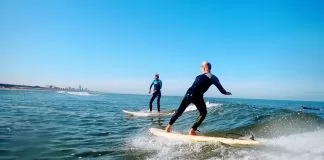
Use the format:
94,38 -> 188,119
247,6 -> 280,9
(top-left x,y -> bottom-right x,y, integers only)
1,90 -> 324,160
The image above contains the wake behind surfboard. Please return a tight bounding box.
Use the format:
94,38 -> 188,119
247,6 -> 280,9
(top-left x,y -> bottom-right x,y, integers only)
149,128 -> 262,146
122,110 -> 173,117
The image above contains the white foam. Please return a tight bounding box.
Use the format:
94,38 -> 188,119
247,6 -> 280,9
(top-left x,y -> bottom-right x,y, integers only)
222,129 -> 324,160
128,131 -> 221,160
127,129 -> 324,160
262,129 -> 324,159
67,91 -> 92,96
184,101 -> 223,112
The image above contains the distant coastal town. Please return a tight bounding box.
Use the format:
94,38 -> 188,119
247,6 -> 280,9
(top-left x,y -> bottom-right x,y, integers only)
0,83 -> 90,92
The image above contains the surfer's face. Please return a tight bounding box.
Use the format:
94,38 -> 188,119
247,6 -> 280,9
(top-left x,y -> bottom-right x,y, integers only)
201,62 -> 211,73
201,64 -> 207,73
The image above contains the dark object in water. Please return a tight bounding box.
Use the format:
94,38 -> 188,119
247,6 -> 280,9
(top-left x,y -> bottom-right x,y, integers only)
302,105 -> 322,111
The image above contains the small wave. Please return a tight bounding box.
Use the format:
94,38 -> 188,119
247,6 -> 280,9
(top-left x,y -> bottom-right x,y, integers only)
57,91 -> 92,96
250,111 -> 324,138
211,110 -> 324,139
184,101 -> 223,112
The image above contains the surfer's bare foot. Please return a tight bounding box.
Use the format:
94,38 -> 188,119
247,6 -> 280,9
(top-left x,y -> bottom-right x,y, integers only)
189,128 -> 197,136
165,124 -> 171,132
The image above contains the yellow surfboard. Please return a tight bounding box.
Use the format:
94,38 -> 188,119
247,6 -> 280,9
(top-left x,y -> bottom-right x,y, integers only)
149,128 -> 262,146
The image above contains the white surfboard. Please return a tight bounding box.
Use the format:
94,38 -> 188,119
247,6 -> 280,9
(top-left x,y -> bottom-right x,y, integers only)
149,128 -> 261,146
122,110 -> 172,117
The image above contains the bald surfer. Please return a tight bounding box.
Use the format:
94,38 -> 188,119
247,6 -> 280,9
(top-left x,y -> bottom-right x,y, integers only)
165,61 -> 232,135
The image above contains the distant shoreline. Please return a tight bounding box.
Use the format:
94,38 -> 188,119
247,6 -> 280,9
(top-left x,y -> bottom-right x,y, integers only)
0,83 -> 89,92
0,87 -> 49,91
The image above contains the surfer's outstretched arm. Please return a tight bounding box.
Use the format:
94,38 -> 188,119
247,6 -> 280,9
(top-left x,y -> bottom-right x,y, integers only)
149,81 -> 154,90
211,76 -> 231,95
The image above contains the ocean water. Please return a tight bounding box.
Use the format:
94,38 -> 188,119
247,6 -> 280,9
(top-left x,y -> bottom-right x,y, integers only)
1,90 -> 324,160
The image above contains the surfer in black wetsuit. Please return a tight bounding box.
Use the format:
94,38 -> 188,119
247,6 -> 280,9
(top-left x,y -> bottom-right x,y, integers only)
149,74 -> 162,112
165,61 -> 231,135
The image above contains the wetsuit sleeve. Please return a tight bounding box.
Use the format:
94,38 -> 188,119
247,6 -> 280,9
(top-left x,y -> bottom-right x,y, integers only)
149,81 -> 154,90
211,76 -> 228,95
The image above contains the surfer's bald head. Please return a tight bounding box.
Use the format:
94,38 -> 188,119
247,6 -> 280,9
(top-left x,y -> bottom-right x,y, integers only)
201,61 -> 212,72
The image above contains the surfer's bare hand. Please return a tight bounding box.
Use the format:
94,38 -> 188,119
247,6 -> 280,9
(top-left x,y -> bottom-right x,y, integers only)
226,92 -> 232,95
148,90 -> 151,94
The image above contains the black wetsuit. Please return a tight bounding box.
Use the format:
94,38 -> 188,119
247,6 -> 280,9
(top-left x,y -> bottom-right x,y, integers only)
149,79 -> 162,112
168,73 -> 228,131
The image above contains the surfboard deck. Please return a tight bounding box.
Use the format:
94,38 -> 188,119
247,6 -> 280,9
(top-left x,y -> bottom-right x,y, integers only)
149,128 -> 261,146
122,110 -> 172,117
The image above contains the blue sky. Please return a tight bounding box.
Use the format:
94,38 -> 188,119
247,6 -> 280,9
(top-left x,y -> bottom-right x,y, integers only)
1,0 -> 323,101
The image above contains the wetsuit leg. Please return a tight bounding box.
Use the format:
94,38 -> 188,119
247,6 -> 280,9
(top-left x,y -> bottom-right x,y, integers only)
191,97 -> 207,131
149,92 -> 158,112
156,91 -> 161,112
169,95 -> 191,125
